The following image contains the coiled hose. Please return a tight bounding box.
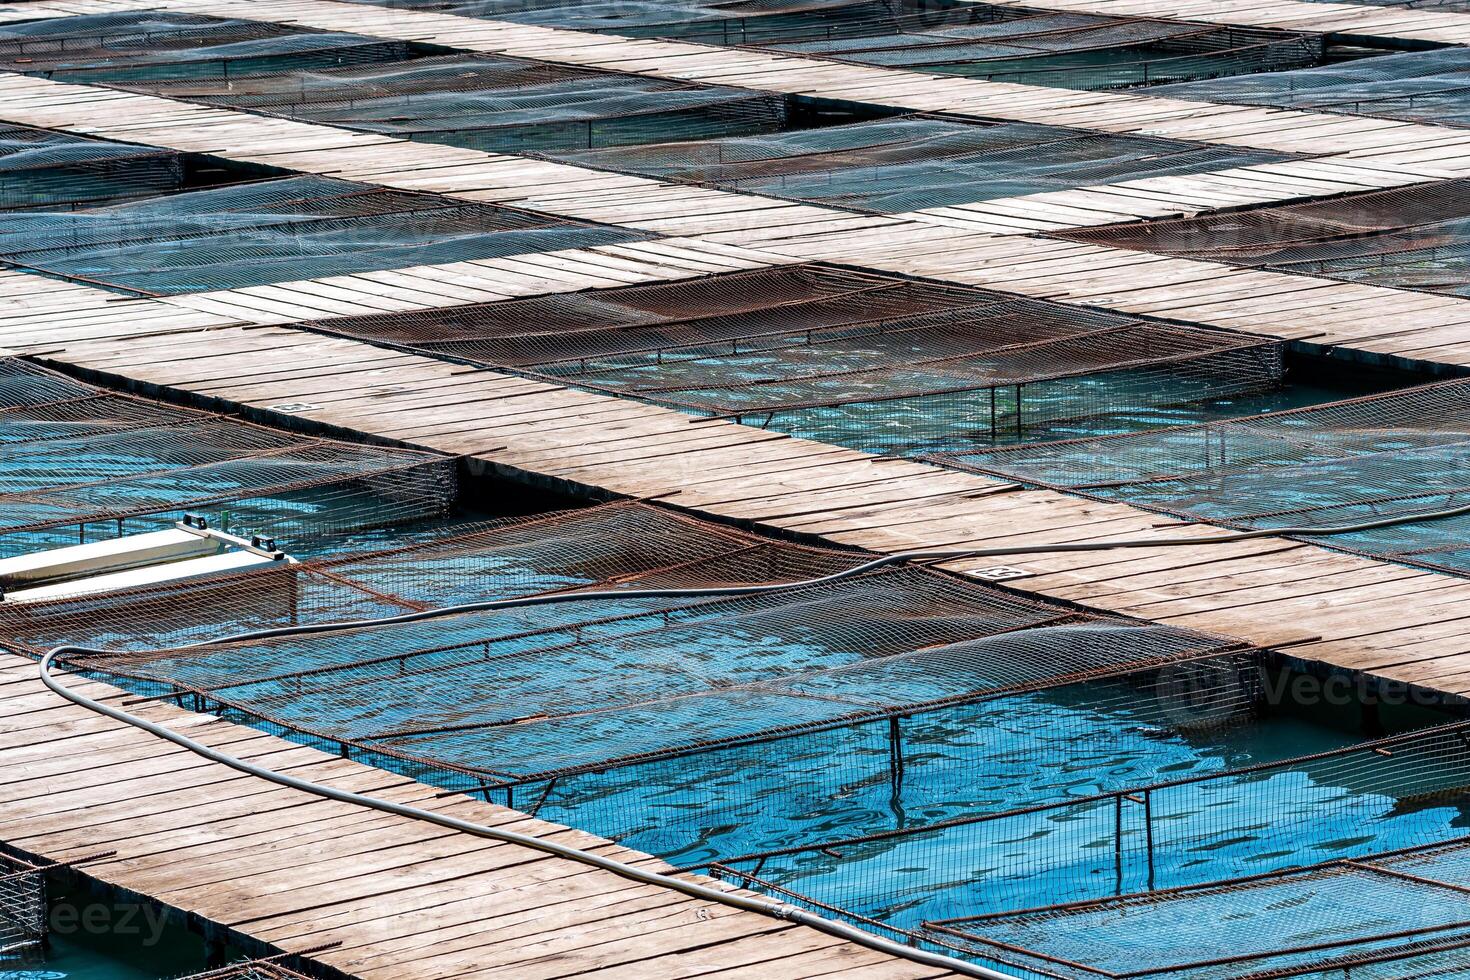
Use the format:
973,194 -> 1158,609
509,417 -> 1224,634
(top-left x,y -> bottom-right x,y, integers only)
38,500 -> 1470,979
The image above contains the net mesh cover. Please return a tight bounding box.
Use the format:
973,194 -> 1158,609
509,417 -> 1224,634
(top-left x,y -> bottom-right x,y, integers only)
544,115 -> 1300,213
0,11 -> 420,84
932,378 -> 1470,578
710,716 -> 1470,956
339,0 -> 1339,92
0,357 -> 457,558
305,262 -> 1287,456
0,173 -> 649,295
1059,179 -> 1470,297
125,53 -> 834,155
924,839 -> 1470,979
1159,46 -> 1470,129
0,123 -> 189,211
0,854 -> 45,956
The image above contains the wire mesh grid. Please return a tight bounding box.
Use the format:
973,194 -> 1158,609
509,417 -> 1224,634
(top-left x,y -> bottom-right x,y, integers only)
126,53 -> 815,155
0,123 -> 188,211
339,0 -> 1336,92
732,7 -> 1331,93
1059,179 -> 1470,297
708,716 -> 1470,959
0,854 -> 46,957
544,115 -> 1301,213
0,173 -> 648,295
922,837 -> 1470,980
0,11 -> 419,83
305,262 -> 1286,455
0,357 -> 457,557
0,501 -> 860,655
1159,47 -> 1470,128
931,378 -> 1470,576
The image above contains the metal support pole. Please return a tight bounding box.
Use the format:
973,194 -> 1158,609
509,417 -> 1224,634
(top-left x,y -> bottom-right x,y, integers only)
1143,789 -> 1156,891
1114,794 -> 1124,894
888,715 -> 906,800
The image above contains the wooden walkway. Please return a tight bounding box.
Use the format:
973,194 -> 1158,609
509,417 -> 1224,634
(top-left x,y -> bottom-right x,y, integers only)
5,0 -> 1470,972
0,0 -> 1457,687
115,0 -> 1470,167
0,657 -> 955,980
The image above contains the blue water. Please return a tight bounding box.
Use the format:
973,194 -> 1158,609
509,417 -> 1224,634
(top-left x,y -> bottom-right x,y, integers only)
527,676 -> 1363,868
1,908 -> 205,980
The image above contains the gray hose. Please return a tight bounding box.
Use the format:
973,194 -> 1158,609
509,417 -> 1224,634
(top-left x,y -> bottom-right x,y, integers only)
37,499 -> 1470,980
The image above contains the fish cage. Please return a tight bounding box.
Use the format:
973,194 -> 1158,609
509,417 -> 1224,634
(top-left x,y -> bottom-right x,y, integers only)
1059,179 -> 1470,297
546,115 -> 1300,213
39,501 -> 1268,866
0,854 -> 46,957
343,0 -> 1356,92
703,718 -> 1470,954
924,839 -> 1470,979
933,378 -> 1470,577
0,174 -> 648,295
304,263 -> 1288,456
0,358 -> 457,560
1160,47 -> 1470,128
0,12 -> 420,84
125,54 -> 879,155
0,501 -> 864,655
0,125 -> 188,211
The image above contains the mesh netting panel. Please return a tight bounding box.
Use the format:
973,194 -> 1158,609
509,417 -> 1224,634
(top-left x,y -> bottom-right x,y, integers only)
1160,47 -> 1470,128
0,124 -> 186,210
310,262 -> 1285,455
130,54 -> 802,154
0,501 -> 864,655
544,645 -> 1267,867
1061,179 -> 1470,297
714,717 -> 1470,950
0,12 -> 418,83
342,0 -> 1331,92
546,116 -> 1299,213
739,8 -> 1329,92
0,358 -> 455,555
0,854 -> 45,956
0,174 -> 647,295
926,841 -> 1470,979
934,379 -> 1470,576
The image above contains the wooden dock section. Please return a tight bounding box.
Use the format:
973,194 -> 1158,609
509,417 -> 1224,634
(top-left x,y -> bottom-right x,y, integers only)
0,0 -> 1460,689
